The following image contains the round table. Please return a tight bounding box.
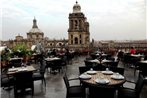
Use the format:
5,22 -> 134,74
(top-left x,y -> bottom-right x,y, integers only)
80,71 -> 126,87
80,71 -> 126,98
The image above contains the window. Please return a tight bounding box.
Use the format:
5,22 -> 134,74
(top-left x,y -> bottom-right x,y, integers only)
80,40 -> 82,44
74,37 -> 78,44
71,35 -> 73,39
80,34 -> 81,38
59,43 -> 62,46
75,20 -> 78,29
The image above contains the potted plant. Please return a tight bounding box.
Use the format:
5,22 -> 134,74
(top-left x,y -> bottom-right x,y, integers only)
1,49 -> 10,66
12,44 -> 29,63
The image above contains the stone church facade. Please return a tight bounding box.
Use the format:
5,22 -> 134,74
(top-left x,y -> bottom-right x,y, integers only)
68,1 -> 90,49
1,2 -> 90,51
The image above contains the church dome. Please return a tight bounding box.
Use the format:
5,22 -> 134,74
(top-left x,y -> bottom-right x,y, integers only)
29,28 -> 43,33
73,1 -> 81,13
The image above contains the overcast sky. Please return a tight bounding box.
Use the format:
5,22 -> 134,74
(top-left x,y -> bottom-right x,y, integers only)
1,0 -> 147,41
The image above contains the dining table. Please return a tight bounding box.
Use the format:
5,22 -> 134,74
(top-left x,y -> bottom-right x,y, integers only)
79,70 -> 126,98
130,54 -> 144,58
7,65 -> 36,75
7,65 -> 36,97
139,60 -> 147,64
9,57 -> 23,61
86,59 -> 100,63
45,57 -> 61,62
86,59 -> 113,64
80,70 -> 126,87
45,57 -> 62,73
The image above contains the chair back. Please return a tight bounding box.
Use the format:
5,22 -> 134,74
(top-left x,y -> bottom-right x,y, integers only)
123,54 -> 132,65
144,55 -> 147,60
14,71 -> 34,97
53,59 -> 62,66
60,57 -> 67,67
109,67 -> 124,75
84,60 -> 94,67
14,71 -> 33,89
130,57 -> 141,66
10,59 -> 22,67
138,63 -> 147,76
63,74 -> 70,89
135,74 -> 144,95
85,57 -> 93,60
110,61 -> 119,67
93,64 -> 106,71
1,74 -> 14,88
79,66 -> 90,74
40,63 -> 46,75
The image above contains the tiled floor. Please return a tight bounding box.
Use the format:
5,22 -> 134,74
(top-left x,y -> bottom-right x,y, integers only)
1,55 -> 147,98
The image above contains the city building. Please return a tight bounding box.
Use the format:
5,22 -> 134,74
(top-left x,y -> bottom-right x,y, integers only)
68,1 -> 90,49
1,1 -> 147,52
1,1 -> 90,51
95,40 -> 147,51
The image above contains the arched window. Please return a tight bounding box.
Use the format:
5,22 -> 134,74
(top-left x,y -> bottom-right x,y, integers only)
80,40 -> 82,44
59,43 -> 62,46
71,40 -> 73,44
71,35 -> 73,39
79,34 -> 81,38
75,20 -> 78,29
74,37 -> 78,44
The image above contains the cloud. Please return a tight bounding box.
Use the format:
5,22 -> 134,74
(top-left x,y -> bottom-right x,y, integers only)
1,0 -> 146,40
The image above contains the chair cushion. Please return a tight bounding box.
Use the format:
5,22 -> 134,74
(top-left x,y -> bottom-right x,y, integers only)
1,77 -> 14,87
33,73 -> 44,80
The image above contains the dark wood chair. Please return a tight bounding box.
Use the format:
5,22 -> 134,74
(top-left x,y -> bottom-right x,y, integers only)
138,62 -> 147,76
52,59 -> 63,72
84,60 -> 95,68
79,66 -> 91,74
1,74 -> 14,89
109,61 -> 119,67
123,54 -> 132,66
33,61 -> 46,87
118,74 -> 144,98
138,62 -> 147,83
45,59 -> 62,73
144,55 -> 147,60
89,86 -> 116,98
63,74 -> 85,98
14,71 -> 34,98
109,67 -> 125,75
93,64 -> 106,71
9,58 -> 22,68
60,57 -> 67,72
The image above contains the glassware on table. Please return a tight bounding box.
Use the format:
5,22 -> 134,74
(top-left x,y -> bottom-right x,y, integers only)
106,68 -> 109,71
90,68 -> 93,71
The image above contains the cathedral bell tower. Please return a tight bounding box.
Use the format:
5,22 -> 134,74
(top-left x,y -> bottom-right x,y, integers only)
68,1 -> 90,50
